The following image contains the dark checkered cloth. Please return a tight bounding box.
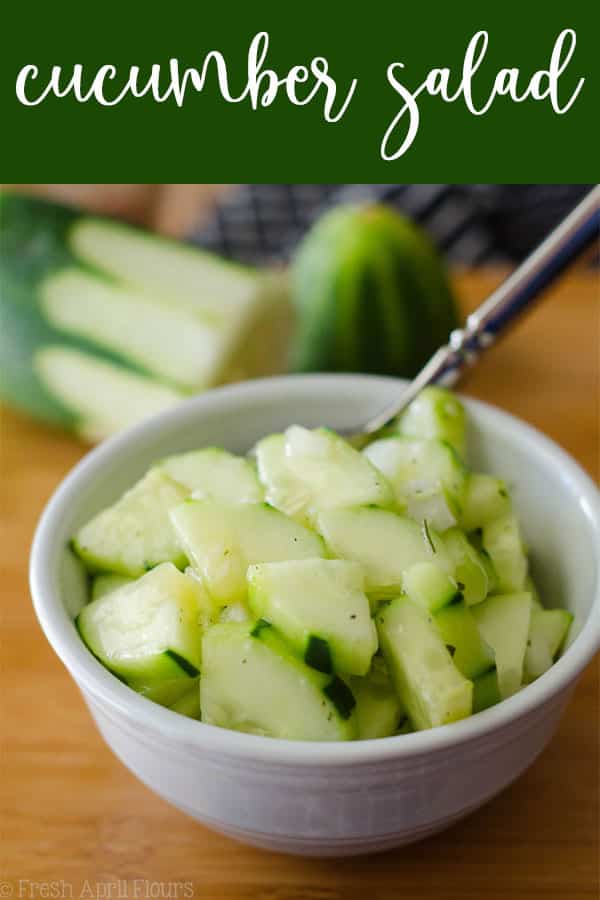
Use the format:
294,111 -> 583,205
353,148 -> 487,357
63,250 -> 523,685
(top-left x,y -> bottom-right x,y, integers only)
189,184 -> 594,266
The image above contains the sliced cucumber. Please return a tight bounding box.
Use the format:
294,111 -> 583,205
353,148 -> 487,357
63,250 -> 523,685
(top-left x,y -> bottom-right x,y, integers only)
395,387 -> 466,457
90,573 -> 134,601
283,426 -> 395,524
350,657 -> 405,739
170,683 -> 201,719
73,469 -> 188,576
460,473 -> 512,532
402,561 -> 458,612
472,592 -> 532,698
472,669 -> 501,713
482,514 -> 528,593
434,598 -> 495,680
364,436 -> 466,531
317,506 -> 453,598
442,527 -> 488,606
133,676 -> 199,708
524,607 -> 573,681
200,622 -> 357,741
170,499 -> 325,606
253,433 -> 313,526
247,559 -> 377,676
376,596 -> 472,730
76,563 -> 203,684
159,448 -> 264,503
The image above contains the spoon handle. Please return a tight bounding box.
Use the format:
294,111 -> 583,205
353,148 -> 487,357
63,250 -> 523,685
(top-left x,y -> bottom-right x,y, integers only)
362,185 -> 600,436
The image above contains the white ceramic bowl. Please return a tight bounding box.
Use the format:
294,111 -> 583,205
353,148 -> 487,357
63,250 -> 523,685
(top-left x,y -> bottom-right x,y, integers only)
30,375 -> 600,857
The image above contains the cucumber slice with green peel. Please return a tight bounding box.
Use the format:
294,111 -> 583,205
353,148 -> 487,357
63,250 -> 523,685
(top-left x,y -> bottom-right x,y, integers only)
73,469 -> 188,576
317,506 -> 453,599
442,527 -> 489,606
91,573 -> 134,602
0,194 -> 290,441
460,473 -> 512,532
434,598 -> 495,680
200,622 -> 357,741
395,386 -> 466,457
170,683 -> 201,719
253,433 -> 314,527
376,596 -> 473,730
159,448 -> 264,503
363,437 -> 466,531
350,657 -> 405,739
76,563 -> 204,684
472,669 -> 501,713
133,676 -> 200,708
170,499 -> 325,607
247,559 -> 377,676
482,514 -> 528,593
472,592 -> 532,698
402,561 -> 458,612
284,426 -> 395,524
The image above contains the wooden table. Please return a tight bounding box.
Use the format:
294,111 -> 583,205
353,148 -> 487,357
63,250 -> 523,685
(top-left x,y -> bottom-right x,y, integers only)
1,270 -> 598,899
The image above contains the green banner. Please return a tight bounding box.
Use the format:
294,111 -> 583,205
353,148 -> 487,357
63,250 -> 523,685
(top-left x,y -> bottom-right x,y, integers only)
2,3 -> 598,180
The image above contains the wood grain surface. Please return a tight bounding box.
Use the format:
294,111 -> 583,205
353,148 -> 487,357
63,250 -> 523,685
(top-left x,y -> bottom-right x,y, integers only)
1,269 -> 598,900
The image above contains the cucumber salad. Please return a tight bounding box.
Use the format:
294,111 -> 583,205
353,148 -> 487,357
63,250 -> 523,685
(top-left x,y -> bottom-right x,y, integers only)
72,388 -> 572,741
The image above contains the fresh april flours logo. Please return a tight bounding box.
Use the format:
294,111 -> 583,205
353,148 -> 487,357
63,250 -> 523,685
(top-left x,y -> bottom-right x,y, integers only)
15,29 -> 584,161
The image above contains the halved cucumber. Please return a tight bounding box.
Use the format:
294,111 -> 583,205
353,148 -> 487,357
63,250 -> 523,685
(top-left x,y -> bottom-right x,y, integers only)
91,573 -> 134,601
376,595 -> 472,730
73,469 -> 188,576
472,592 -> 532,698
76,563 -> 204,684
402,561 -> 458,612
317,506 -> 453,598
460,473 -> 512,532
247,559 -> 377,676
364,436 -> 467,531
482,514 -> 528,593
170,499 -> 325,606
442,527 -> 488,606
395,386 -> 466,457
350,656 -> 405,739
200,622 -> 357,741
159,448 -> 264,503
434,597 -> 495,680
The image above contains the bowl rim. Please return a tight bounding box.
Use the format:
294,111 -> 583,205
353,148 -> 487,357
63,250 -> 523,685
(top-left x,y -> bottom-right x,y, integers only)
30,374 -> 600,766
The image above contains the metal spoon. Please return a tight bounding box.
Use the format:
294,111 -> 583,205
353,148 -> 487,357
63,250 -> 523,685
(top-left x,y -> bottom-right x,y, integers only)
342,184 -> 600,445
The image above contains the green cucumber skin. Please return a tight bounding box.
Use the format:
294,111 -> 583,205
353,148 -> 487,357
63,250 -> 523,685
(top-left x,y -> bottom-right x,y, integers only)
290,204 -> 458,377
0,194 -> 185,430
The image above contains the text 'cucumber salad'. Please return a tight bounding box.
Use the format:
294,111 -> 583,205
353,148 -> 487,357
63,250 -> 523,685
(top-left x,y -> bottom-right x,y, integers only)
72,388 -> 572,741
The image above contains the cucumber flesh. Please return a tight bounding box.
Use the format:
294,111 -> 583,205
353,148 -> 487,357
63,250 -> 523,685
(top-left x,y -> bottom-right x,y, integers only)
35,347 -> 183,443
247,559 -> 377,676
434,598 -> 495,680
350,657 -> 405,739
200,622 -> 357,741
170,499 -> 325,607
283,426 -> 395,524
395,386 -> 466,457
364,436 -> 466,531
443,527 -> 489,606
524,607 -> 573,681
76,563 -> 204,684
91,573 -> 134,601
133,676 -> 199,708
170,683 -> 201,719
73,469 -> 188,576
472,669 -> 501,713
461,473 -> 512,532
253,433 -> 313,526
160,448 -> 264,503
317,506 -> 453,598
376,595 -> 472,730
482,515 -> 528,593
472,592 -> 532,698
402,561 -> 458,612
